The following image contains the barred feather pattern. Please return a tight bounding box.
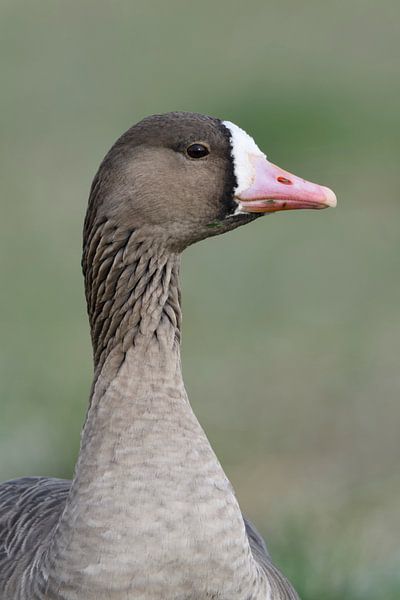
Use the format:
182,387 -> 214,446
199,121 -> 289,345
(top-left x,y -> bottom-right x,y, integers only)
0,216 -> 299,599
0,477 -> 68,598
0,477 -> 298,599
82,218 -> 182,377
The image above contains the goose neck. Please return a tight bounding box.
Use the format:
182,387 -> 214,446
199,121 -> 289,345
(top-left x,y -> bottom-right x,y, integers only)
82,222 -> 182,383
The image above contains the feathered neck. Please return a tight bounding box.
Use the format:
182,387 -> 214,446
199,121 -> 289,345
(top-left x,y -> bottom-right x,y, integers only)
82,219 -> 182,383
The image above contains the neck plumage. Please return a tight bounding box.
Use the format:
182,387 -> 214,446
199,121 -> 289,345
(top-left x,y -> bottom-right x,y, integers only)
41,222 -> 269,599
82,221 -> 182,382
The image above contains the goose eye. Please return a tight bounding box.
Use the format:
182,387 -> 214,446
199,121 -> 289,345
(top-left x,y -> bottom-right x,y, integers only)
186,143 -> 209,159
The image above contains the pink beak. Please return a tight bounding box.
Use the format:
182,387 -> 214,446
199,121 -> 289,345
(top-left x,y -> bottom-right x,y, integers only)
238,155 -> 337,213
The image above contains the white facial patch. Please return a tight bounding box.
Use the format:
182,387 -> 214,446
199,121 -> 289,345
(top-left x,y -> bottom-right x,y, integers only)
222,120 -> 266,195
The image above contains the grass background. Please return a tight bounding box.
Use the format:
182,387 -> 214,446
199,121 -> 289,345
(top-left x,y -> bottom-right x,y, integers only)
0,1 -> 399,597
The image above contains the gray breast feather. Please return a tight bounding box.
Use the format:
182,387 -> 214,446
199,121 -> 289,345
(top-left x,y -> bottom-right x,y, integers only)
0,477 -> 298,599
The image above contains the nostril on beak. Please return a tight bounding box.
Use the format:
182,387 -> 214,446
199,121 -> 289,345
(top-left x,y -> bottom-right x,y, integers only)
277,176 -> 292,185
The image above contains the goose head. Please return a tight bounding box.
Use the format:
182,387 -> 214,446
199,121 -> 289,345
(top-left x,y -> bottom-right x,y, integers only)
86,111 -> 336,251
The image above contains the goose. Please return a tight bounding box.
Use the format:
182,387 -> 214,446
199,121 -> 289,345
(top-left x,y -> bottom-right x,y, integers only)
0,112 -> 336,600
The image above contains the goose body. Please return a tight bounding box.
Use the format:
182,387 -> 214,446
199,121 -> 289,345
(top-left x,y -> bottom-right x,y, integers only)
0,112 -> 335,599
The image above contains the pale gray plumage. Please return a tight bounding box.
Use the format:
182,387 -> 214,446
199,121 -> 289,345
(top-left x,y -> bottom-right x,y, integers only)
0,112 -> 302,599
0,479 -> 296,599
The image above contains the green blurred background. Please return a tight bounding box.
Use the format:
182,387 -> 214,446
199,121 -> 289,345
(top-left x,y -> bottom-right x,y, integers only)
0,1 -> 399,597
